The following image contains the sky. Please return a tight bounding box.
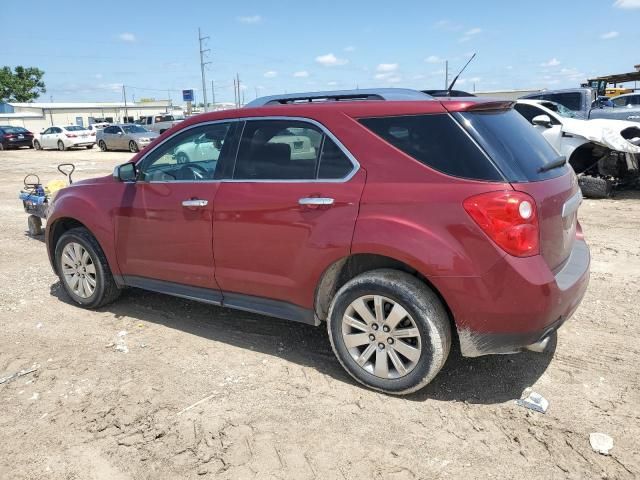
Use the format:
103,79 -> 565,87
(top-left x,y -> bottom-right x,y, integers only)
2,0 -> 639,105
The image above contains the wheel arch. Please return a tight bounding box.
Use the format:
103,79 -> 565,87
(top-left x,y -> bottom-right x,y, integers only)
314,253 -> 456,335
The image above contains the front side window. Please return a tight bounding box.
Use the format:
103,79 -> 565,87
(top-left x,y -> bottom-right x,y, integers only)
543,92 -> 582,112
123,125 -> 148,134
514,103 -> 548,123
138,122 -> 234,182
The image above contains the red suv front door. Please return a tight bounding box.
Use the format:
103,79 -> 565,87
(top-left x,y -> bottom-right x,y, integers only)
212,119 -> 365,313
114,122 -> 238,291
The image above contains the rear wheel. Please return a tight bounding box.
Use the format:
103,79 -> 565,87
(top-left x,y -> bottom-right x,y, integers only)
98,140 -> 108,151
86,144 -> 94,149
327,269 -> 451,395
57,140 -> 66,151
129,140 -> 139,153
579,175 -> 612,199
33,140 -> 42,150
54,227 -> 120,309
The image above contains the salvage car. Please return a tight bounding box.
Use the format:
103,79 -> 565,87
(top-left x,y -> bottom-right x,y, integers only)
514,99 -> 640,198
97,124 -> 159,153
44,88 -> 589,395
521,88 -> 640,123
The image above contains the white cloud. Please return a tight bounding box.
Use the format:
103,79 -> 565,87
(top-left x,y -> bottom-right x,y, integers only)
263,71 -> 277,78
435,19 -> 462,31
237,15 -> 262,24
425,55 -> 442,64
97,83 -> 123,92
118,32 -> 136,42
344,45 -> 356,52
412,74 -> 425,80
95,73 -> 103,80
540,58 -> 561,67
376,63 -> 399,72
600,31 -> 620,39
315,53 -> 349,66
293,71 -> 309,78
327,81 -> 339,86
374,72 -> 402,83
614,0 -> 640,8
465,27 -> 482,36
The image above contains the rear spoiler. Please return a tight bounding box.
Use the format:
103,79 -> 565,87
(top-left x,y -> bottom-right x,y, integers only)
441,99 -> 515,113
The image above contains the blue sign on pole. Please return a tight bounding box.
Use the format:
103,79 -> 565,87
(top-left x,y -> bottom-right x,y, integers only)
182,89 -> 194,102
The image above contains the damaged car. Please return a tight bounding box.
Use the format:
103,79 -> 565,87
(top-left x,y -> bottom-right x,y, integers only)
514,99 -> 640,198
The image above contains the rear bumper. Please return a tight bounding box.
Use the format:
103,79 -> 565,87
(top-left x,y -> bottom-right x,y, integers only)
436,238 -> 590,357
2,139 -> 33,148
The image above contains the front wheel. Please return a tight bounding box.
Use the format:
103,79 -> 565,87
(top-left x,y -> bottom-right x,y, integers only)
55,227 -> 121,308
57,140 -> 66,151
33,140 -> 42,150
129,140 -> 139,153
327,269 -> 451,395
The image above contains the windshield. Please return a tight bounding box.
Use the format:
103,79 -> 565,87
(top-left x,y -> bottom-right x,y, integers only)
65,125 -> 87,132
457,109 -> 568,182
123,125 -> 149,134
540,101 -> 583,119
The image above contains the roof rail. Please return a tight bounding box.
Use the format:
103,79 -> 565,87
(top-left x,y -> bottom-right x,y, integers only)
245,88 -> 432,107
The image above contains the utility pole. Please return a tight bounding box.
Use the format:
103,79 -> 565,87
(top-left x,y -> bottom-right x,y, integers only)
198,28 -> 211,112
211,80 -> 216,110
167,89 -> 172,113
122,84 -> 128,122
236,73 -> 241,107
233,78 -> 237,108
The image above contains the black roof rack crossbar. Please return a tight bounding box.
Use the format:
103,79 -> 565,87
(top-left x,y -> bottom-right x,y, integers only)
245,88 -> 432,107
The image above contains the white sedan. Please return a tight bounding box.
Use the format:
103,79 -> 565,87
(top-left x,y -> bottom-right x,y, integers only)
514,99 -> 640,197
33,125 -> 96,151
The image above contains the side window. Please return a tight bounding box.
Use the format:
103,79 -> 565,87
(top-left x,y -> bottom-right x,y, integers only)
138,122 -> 234,182
234,120 -> 322,180
42,128 -> 51,135
514,104 -> 545,123
318,137 -> 354,179
360,114 -> 502,181
612,96 -> 627,107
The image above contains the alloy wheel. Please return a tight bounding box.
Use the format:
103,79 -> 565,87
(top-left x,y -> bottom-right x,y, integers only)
61,242 -> 97,298
341,295 -> 422,379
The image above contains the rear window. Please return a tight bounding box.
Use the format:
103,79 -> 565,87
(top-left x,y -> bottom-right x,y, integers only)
64,125 -> 87,132
2,127 -> 28,134
360,114 -> 502,181
542,92 -> 582,112
456,109 -> 568,182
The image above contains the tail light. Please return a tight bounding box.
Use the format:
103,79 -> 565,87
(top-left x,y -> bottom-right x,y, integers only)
463,191 -> 539,257
65,133 -> 77,138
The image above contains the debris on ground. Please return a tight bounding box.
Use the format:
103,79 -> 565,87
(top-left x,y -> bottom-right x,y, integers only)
589,432 -> 614,455
0,366 -> 38,385
115,331 -> 129,353
516,388 -> 549,413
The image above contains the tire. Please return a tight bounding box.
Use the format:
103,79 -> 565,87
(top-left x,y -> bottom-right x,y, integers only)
0,143 -> 4,151
159,129 -> 167,134
327,269 -> 451,395
54,227 -> 121,309
176,152 -> 189,164
27,215 -> 43,236
579,175 -> 612,199
98,140 -> 108,152
33,140 -> 41,150
129,140 -> 139,153
86,144 -> 94,149
57,140 -> 66,151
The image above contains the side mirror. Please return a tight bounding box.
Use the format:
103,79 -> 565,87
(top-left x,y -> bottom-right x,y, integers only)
113,162 -> 137,182
117,131 -> 123,135
532,114 -> 553,128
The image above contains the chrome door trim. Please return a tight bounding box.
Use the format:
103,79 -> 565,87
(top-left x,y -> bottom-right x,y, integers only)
298,197 -> 335,206
134,116 -> 361,184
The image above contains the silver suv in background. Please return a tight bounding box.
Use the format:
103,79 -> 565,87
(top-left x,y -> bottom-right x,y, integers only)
97,124 -> 159,152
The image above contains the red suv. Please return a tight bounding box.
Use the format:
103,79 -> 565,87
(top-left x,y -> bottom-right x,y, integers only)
45,89 -> 590,394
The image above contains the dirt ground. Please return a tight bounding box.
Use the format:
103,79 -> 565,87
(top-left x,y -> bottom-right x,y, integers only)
0,147 -> 639,480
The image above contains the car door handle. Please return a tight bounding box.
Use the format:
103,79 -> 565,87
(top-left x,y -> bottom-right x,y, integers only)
182,199 -> 208,207
298,197 -> 334,206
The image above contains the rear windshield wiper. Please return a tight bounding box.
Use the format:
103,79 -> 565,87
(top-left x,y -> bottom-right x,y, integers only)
538,156 -> 567,173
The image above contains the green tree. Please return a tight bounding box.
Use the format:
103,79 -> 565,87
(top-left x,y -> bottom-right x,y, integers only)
0,66 -> 46,103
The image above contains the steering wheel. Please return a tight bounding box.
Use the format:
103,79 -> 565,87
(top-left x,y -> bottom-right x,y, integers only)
180,163 -> 209,180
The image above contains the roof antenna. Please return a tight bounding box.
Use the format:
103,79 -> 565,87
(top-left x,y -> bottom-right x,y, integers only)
447,53 -> 476,95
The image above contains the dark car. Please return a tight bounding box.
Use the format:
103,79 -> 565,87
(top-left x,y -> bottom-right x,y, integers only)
0,126 -> 34,150
44,88 -> 590,395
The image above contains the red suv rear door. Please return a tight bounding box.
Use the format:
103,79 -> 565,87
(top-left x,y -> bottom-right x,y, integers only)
212,118 -> 365,315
